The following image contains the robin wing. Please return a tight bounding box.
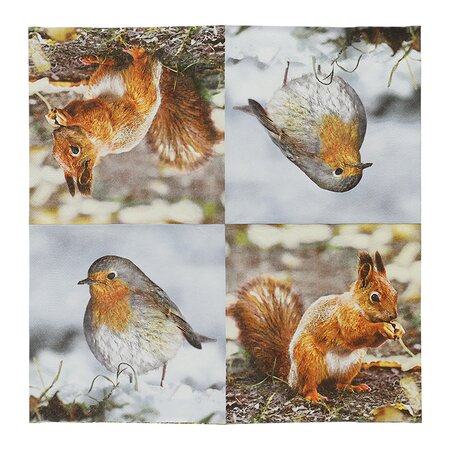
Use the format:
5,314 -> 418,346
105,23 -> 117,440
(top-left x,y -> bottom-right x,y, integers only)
134,285 -> 203,349
248,98 -> 317,163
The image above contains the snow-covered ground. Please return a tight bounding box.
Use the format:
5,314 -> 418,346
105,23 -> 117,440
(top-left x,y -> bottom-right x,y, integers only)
30,225 -> 225,423
225,26 -> 421,223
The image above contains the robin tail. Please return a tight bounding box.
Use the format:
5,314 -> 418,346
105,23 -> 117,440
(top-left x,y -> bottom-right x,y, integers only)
184,331 -> 216,350
147,68 -> 223,171
227,276 -> 304,380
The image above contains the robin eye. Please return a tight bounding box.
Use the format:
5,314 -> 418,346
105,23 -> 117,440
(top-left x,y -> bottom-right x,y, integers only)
370,292 -> 380,303
70,146 -> 81,156
107,271 -> 117,280
334,168 -> 344,176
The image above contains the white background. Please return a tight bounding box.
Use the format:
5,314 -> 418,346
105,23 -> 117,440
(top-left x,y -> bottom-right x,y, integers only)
1,0 -> 448,449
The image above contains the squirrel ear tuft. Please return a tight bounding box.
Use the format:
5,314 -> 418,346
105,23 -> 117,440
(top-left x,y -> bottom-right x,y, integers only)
64,172 -> 76,197
358,263 -> 373,288
358,251 -> 373,268
76,161 -> 93,197
358,252 -> 373,288
374,251 -> 386,276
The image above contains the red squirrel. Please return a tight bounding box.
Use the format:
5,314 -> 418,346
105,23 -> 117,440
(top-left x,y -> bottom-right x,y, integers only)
46,47 -> 222,196
228,251 -> 405,403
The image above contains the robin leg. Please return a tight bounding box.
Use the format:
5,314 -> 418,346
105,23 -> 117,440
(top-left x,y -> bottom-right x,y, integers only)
160,363 -> 167,387
283,61 -> 290,87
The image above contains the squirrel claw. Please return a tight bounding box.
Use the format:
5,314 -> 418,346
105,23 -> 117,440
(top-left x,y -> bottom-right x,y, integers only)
123,47 -> 146,60
46,108 -> 70,127
80,56 -> 115,66
390,321 -> 405,341
380,322 -> 396,340
45,108 -> 59,128
336,383 -> 371,393
46,108 -> 68,127
304,392 -> 328,403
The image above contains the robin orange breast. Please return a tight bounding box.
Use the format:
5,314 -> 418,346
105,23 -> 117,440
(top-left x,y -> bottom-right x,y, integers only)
236,63 -> 372,192
78,255 -> 215,386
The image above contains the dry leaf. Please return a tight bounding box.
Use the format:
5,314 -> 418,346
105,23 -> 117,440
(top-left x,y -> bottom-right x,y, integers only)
29,36 -> 51,72
362,353 -> 421,372
372,403 -> 415,422
400,377 -> 421,414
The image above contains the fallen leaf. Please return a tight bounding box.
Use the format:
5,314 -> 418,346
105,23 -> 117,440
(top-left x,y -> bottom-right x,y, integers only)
362,353 -> 421,372
371,403 -> 415,422
400,377 -> 421,414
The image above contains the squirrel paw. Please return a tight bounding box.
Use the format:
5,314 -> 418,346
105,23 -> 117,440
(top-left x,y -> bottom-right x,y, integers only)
390,321 -> 406,341
123,47 -> 146,60
304,391 -> 328,403
46,108 -> 69,127
80,56 -> 115,66
379,322 -> 396,340
336,383 -> 371,393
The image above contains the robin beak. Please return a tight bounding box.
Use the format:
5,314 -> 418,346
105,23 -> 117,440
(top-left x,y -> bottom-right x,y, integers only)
78,277 -> 99,285
357,162 -> 373,170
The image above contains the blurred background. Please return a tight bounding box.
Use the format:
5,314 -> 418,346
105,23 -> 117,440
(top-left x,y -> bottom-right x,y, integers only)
30,224 -> 225,423
225,26 -> 421,223
226,224 -> 421,357
226,224 -> 421,422
29,27 -> 224,225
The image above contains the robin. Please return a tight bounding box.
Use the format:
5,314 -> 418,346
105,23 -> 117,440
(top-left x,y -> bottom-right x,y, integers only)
236,63 -> 372,192
78,255 -> 215,386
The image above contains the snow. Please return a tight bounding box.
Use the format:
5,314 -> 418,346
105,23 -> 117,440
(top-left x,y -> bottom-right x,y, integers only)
225,26 -> 420,223
30,225 -> 225,423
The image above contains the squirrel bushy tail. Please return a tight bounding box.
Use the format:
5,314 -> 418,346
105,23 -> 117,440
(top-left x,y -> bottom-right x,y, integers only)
227,276 -> 304,380
147,68 -> 223,171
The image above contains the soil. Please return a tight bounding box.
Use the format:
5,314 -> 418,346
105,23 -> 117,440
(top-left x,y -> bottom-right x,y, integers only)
226,356 -> 421,423
29,27 -> 224,90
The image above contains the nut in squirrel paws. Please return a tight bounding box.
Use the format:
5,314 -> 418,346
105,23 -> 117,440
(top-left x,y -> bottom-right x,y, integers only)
390,321 -> 406,341
46,108 -> 70,127
379,322 -> 396,340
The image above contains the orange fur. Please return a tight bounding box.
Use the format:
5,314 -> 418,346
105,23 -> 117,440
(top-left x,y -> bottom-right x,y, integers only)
50,48 -> 160,196
147,68 -> 223,171
318,115 -> 361,177
227,276 -> 303,379
231,252 -> 403,402
89,272 -> 133,333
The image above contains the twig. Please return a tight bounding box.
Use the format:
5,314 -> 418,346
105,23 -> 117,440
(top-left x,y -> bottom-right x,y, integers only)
398,337 -> 416,358
33,358 -> 46,391
38,360 -> 63,402
87,374 -> 115,394
34,91 -> 53,112
388,44 -> 413,88
117,362 -> 139,391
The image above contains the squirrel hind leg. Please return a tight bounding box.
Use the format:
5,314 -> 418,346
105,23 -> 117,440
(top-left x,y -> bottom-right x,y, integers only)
122,47 -> 147,60
336,383 -> 371,393
80,56 -> 116,66
303,389 -> 328,403
335,361 -> 370,393
148,69 -> 222,171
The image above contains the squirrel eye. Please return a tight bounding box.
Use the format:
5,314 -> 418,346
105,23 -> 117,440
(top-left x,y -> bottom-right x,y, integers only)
70,145 -> 81,156
370,292 -> 380,303
107,271 -> 117,280
333,168 -> 344,176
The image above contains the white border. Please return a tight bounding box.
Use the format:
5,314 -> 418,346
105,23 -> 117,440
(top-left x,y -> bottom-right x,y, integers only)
2,0 -> 449,448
